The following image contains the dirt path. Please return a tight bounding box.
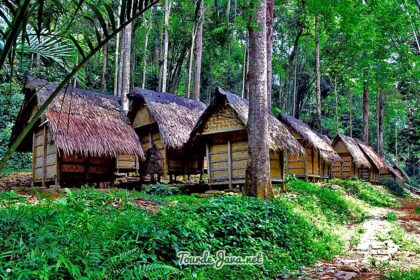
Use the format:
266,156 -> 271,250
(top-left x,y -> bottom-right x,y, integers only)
303,198 -> 420,280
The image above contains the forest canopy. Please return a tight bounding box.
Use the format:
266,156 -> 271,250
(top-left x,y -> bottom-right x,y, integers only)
0,0 -> 419,183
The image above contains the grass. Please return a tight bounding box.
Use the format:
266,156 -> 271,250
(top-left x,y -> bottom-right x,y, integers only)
330,178 -> 397,207
350,226 -> 365,247
382,269 -> 420,279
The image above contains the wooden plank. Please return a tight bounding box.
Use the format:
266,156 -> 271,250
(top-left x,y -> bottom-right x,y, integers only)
32,131 -> 36,184
227,139 -> 232,188
285,150 -> 289,175
42,126 -> 47,187
206,143 -> 211,180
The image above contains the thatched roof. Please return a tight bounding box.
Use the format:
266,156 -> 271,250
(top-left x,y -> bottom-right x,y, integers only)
319,134 -> 333,145
383,161 -> 404,181
332,134 -> 371,168
278,113 -> 341,163
128,88 -> 207,150
10,78 -> 144,159
190,87 -> 304,154
355,139 -> 386,170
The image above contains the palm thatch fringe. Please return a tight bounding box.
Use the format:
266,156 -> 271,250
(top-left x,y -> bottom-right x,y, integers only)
128,88 -> 207,150
10,77 -> 144,159
278,113 -> 342,163
355,139 -> 386,170
332,134 -> 371,168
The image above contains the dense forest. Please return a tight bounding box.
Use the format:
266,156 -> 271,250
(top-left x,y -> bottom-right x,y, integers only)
0,0 -> 419,182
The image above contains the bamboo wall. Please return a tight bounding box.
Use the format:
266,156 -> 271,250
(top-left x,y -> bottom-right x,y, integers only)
286,142 -> 322,179
201,104 -> 283,186
331,140 -> 355,178
116,154 -> 139,171
33,125 -> 58,185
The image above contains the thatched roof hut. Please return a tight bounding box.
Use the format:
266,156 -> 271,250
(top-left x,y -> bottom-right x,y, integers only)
189,87 -> 303,186
129,88 -> 206,150
192,88 -> 304,154
12,78 -> 144,158
355,139 -> 386,171
128,88 -> 207,178
333,134 -> 371,168
10,78 -> 143,186
278,114 -> 341,163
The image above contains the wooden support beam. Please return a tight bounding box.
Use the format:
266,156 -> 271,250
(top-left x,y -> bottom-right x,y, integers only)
32,131 -> 36,186
227,139 -> 232,189
42,126 -> 48,187
285,150 -> 289,175
303,143 -> 308,181
280,150 -> 285,189
206,143 -> 211,181
311,147 -> 315,180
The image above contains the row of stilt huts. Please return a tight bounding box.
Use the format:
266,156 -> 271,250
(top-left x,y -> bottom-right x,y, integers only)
10,78 -> 405,187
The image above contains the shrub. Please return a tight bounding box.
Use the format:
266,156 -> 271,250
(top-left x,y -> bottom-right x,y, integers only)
384,211 -> 398,222
144,183 -> 181,196
382,269 -> 420,280
379,179 -> 407,197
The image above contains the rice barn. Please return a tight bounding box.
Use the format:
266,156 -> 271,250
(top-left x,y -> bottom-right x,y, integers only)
331,134 -> 372,181
10,78 -> 144,187
277,113 -> 342,180
128,88 -> 207,182
189,88 -> 304,188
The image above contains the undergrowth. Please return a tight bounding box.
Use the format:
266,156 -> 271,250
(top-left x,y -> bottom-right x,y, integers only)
330,178 -> 397,207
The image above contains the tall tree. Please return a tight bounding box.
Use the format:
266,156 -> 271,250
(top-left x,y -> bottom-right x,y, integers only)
377,85 -> 384,157
101,42 -> 108,92
192,0 -> 204,100
266,0 -> 274,109
121,21 -> 133,112
243,0 -> 273,199
314,15 -> 321,131
161,0 -> 172,92
142,11 -> 153,88
363,70 -> 369,143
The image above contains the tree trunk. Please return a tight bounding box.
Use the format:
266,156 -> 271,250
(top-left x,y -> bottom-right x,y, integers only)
243,0 -> 273,199
242,40 -> 248,98
315,16 -> 322,132
292,49 -> 298,117
363,70 -> 369,143
121,22 -> 132,113
266,0 -> 274,110
142,11 -> 153,88
114,0 -> 122,96
161,0 -> 172,92
192,0 -> 204,101
226,0 -> 231,21
377,86 -> 384,157
334,77 -> 339,135
186,31 -> 194,98
101,42 -> 108,92
117,31 -> 124,97
349,87 -> 353,137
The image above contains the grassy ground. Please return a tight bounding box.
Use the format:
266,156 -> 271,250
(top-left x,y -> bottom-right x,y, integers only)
0,178 -> 417,279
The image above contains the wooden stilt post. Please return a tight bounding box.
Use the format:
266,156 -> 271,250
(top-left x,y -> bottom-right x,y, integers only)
32,131 -> 36,187
206,143 -> 211,181
227,139 -> 232,189
42,126 -> 48,187
304,143 -> 308,181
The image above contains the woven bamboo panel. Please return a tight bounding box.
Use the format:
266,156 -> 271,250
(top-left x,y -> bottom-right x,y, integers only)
203,104 -> 244,133
132,106 -> 155,127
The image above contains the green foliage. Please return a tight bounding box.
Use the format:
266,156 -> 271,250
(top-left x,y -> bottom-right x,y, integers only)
382,270 -> 420,280
379,179 -> 407,197
0,188 -> 342,279
279,180 -> 365,225
384,211 -> 397,222
144,183 -> 181,196
331,178 -> 397,207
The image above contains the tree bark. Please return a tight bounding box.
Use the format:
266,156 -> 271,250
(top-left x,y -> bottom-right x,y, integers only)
292,49 -> 298,117
315,16 -> 322,132
334,77 -> 339,135
363,70 -> 369,143
377,86 -> 384,157
121,22 -> 132,113
243,0 -> 273,199
349,87 -> 353,137
142,11 -> 153,88
192,0 -> 204,101
101,42 -> 108,92
114,0 -> 122,96
266,0 -> 274,109
161,0 -> 172,92
242,36 -> 249,99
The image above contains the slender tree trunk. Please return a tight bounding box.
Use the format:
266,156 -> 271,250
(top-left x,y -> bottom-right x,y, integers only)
161,0 -> 172,92
192,0 -> 204,101
243,0 -> 272,199
292,50 -> 298,117
266,0 -> 274,110
377,86 -> 384,157
242,40 -> 247,98
101,42 -> 108,92
117,31 -> 124,97
334,77 -> 339,135
121,22 -> 132,113
114,0 -> 122,96
363,70 -> 369,143
315,16 -> 322,132
226,0 -> 231,21
142,11 -> 153,88
186,32 -> 194,98
349,87 -> 353,137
